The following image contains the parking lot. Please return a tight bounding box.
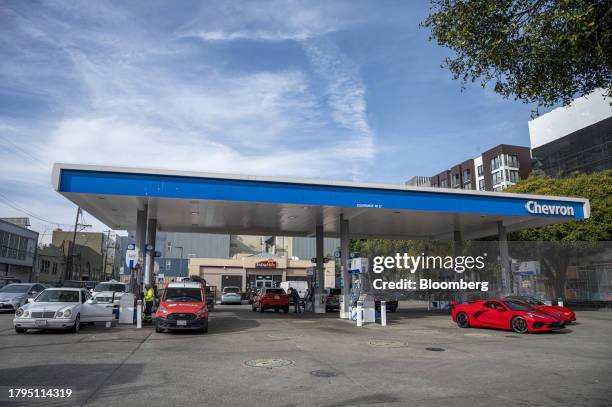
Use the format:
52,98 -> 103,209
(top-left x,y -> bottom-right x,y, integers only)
0,303 -> 611,407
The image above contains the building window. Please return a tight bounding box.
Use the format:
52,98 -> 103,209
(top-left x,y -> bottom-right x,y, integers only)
477,165 -> 483,176
0,231 -> 7,257
440,179 -> 448,188
166,260 -> 172,270
492,171 -> 504,185
506,154 -> 520,168
452,174 -> 461,188
508,170 -> 520,183
462,169 -> 472,189
491,155 -> 502,170
1,232 -> 29,260
18,237 -> 27,260
478,179 -> 485,190
52,263 -> 58,275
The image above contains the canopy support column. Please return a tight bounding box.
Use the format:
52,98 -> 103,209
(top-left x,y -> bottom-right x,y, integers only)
453,230 -> 463,303
135,206 -> 147,296
498,221 -> 512,296
145,218 -> 157,288
340,215 -> 350,318
314,224 -> 325,313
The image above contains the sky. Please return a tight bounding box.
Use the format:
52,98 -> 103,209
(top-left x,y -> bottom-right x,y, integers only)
0,0 -> 544,240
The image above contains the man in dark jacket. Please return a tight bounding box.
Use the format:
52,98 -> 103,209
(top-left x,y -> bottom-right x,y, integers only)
290,288 -> 302,314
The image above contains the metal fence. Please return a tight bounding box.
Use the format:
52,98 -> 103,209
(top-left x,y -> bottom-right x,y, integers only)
357,241 -> 612,308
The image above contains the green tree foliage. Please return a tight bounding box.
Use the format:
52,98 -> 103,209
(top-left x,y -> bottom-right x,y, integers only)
507,170 -> 612,241
506,171 -> 611,302
421,0 -> 612,107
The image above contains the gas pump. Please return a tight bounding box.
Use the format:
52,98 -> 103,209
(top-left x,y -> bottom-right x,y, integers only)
350,293 -> 376,324
347,258 -> 375,324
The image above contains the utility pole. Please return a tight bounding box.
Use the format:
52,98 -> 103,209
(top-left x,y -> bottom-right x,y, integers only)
101,230 -> 112,281
61,206 -> 91,283
65,207 -> 81,282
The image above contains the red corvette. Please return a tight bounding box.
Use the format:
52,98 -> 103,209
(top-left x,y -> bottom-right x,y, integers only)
504,296 -> 576,323
452,299 -> 565,334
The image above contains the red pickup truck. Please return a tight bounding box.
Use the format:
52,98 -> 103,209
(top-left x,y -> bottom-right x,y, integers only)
155,281 -> 208,333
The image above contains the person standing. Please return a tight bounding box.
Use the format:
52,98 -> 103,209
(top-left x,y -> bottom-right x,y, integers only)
290,287 -> 302,314
144,284 -> 155,323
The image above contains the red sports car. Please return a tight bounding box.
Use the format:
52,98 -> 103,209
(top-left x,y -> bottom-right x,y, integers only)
452,299 -> 565,334
504,296 -> 576,323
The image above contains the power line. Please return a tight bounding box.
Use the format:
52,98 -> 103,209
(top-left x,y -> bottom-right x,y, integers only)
0,134 -> 49,171
0,192 -> 72,227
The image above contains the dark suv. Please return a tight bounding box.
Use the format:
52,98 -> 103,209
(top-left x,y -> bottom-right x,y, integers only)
325,288 -> 342,312
374,294 -> 398,313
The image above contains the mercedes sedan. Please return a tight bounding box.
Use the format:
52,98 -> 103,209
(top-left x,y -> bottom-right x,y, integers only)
13,288 -> 113,333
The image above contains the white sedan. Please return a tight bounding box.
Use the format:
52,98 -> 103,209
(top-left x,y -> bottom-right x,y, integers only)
13,287 -> 113,334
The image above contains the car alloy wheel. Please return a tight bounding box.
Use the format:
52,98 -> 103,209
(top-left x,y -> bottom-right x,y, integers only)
511,317 -> 528,334
71,315 -> 80,333
456,312 -> 469,328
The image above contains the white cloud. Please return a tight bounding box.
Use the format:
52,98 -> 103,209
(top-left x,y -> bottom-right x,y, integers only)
301,38 -> 375,165
0,1 -> 378,237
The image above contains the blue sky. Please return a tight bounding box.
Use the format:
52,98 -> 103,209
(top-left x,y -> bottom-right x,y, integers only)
0,0 -> 541,238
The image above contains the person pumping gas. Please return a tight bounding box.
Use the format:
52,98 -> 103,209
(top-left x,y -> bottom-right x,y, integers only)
144,284 -> 155,323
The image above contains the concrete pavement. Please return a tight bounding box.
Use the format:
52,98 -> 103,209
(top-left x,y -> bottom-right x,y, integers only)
0,303 -> 611,406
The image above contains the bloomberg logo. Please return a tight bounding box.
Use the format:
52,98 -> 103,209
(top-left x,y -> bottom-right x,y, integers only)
525,200 -> 575,216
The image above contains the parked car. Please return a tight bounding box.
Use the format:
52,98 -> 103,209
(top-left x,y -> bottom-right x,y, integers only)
92,281 -> 129,312
62,280 -> 98,291
452,299 -> 565,334
0,283 -> 46,311
503,295 -> 576,323
93,281 -> 129,294
155,281 -> 208,333
325,288 -> 341,312
220,286 -> 242,305
0,276 -> 21,289
13,288 -> 112,333
374,293 -> 398,313
252,288 -> 289,313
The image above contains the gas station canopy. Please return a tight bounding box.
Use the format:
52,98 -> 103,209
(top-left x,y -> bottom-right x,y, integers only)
52,163 -> 590,240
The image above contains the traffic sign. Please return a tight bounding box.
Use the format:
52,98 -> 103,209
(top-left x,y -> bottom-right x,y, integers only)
125,248 -> 138,269
348,257 -> 368,274
334,251 -> 341,259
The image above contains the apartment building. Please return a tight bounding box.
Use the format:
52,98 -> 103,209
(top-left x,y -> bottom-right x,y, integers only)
411,144 -> 531,192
